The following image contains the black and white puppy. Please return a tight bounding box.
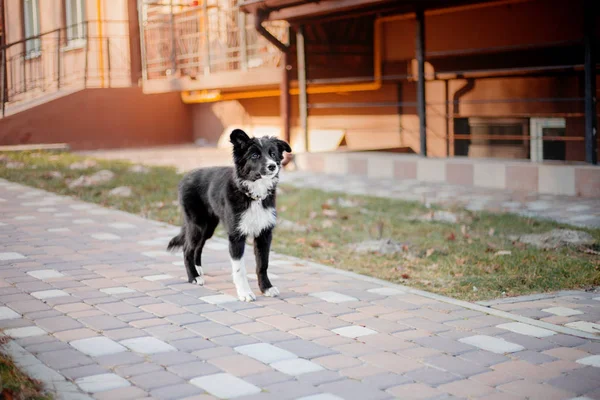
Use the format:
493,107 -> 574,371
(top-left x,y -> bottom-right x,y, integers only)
167,129 -> 291,302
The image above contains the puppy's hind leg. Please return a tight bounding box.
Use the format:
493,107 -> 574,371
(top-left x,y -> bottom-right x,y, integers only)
183,224 -> 202,284
192,217 -> 218,286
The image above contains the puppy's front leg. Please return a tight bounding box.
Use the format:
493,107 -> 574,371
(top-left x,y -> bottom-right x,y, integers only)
229,235 -> 256,302
255,229 -> 278,297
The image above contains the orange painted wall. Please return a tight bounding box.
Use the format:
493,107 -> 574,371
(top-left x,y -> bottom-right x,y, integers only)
0,88 -> 193,150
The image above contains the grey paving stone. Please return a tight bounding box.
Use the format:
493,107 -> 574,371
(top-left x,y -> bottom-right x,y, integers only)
150,351 -> 198,367
513,350 -> 559,365
405,367 -> 461,387
75,373 -> 131,393
297,370 -> 345,387
276,339 -> 337,359
187,321 -> 237,338
60,364 -> 108,380
70,337 -> 127,357
547,372 -> 600,396
264,380 -> 321,400
167,361 -> 222,379
37,349 -> 93,370
252,330 -> 297,343
425,354 -> 490,377
235,343 -> 297,364
150,383 -> 204,400
95,352 -> 146,368
36,316 -> 83,333
496,332 -> 556,351
120,337 -> 176,354
413,336 -> 473,355
79,315 -> 128,330
245,370 -> 294,387
191,373 -> 261,398
170,337 -> 216,352
361,373 -> 414,390
211,333 -> 260,347
318,379 -> 390,400
165,313 -> 207,326
129,370 -> 184,391
457,350 -> 509,367
115,362 -> 164,378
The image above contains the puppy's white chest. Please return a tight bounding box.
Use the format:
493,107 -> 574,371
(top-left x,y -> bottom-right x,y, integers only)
238,201 -> 276,237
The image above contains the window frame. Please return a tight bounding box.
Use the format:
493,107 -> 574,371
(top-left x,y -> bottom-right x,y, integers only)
23,0 -> 41,57
64,0 -> 86,49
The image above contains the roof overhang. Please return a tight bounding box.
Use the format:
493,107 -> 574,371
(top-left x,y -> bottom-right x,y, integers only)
239,0 -> 399,21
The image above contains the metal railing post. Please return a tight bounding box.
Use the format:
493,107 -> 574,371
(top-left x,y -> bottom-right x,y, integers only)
138,0 -> 148,81
169,0 -> 177,75
57,30 -> 61,89
1,48 -> 6,118
202,0 -> 210,75
239,11 -> 247,71
296,25 -> 308,152
84,22 -> 89,87
106,38 -> 111,87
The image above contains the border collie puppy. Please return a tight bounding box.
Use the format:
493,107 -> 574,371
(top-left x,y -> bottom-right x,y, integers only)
167,129 -> 291,302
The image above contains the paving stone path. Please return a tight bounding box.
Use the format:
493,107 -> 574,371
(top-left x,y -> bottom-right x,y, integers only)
279,171 -> 600,229
1,178 -> 600,400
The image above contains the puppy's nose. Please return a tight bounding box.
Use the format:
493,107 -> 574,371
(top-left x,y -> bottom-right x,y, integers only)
267,164 -> 276,172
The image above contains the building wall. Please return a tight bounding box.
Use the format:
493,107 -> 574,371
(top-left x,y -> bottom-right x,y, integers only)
191,0 -> 599,159
0,88 -> 193,150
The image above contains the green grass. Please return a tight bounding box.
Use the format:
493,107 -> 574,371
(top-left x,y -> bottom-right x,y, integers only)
0,341 -> 52,400
1,151 -> 599,302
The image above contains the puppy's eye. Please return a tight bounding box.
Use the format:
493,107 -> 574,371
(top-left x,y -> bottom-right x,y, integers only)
251,153 -> 261,160
269,151 -> 275,158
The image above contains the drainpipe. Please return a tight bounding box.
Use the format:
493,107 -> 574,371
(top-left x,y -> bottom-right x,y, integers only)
583,0 -> 597,165
415,7 -> 426,157
96,0 -> 105,88
254,10 -> 292,144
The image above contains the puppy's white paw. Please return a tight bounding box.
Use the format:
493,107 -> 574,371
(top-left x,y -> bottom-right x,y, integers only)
192,277 -> 204,286
237,288 -> 256,302
263,286 -> 280,297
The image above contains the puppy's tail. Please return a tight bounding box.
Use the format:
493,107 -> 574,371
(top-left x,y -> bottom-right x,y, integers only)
167,229 -> 185,252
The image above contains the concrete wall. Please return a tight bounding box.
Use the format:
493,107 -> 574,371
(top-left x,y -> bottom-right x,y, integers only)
0,88 -> 193,150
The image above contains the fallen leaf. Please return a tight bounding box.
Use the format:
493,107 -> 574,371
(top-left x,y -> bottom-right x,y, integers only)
461,225 -> 467,235
309,211 -> 318,219
488,228 -> 495,237
447,232 -> 456,241
401,273 -> 410,279
295,238 -> 306,244
310,239 -> 333,248
426,248 -> 435,258
495,250 -> 512,256
321,203 -> 332,210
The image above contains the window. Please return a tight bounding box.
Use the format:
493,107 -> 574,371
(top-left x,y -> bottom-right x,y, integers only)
23,0 -> 40,55
65,0 -> 86,44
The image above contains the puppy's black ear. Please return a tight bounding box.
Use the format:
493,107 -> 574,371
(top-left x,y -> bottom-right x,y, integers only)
276,139 -> 292,155
230,129 -> 250,148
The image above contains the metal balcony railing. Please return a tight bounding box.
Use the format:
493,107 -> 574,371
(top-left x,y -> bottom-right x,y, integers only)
0,20 -> 131,117
140,0 -> 288,80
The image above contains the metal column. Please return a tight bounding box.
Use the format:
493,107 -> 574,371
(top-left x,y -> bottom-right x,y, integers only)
280,50 -> 291,143
584,0 -> 597,165
169,0 -> 177,75
296,26 -> 308,152
415,8 -> 427,157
